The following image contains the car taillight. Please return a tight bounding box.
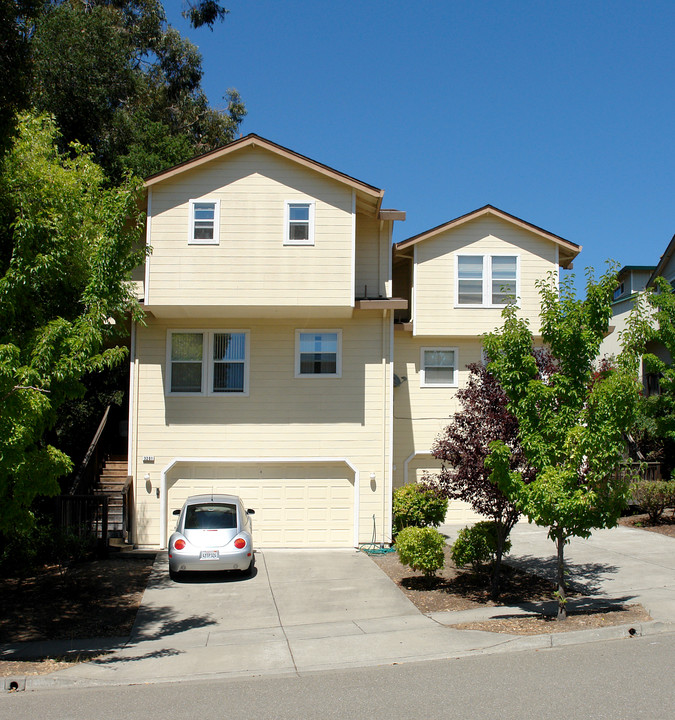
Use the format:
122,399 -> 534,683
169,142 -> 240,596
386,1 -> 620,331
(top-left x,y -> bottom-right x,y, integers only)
234,538 -> 246,549
174,539 -> 186,550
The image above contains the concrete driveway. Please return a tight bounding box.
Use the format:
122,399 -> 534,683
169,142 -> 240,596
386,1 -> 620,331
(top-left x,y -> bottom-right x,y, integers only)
38,548 -> 502,687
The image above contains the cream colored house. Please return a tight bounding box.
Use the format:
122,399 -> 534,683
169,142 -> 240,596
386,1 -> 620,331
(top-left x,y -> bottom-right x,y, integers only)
127,136 -> 582,547
128,135 -> 406,548
391,206 -> 580,523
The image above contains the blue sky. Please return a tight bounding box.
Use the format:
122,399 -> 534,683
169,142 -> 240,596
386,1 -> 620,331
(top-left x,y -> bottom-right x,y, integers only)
167,0 -> 674,290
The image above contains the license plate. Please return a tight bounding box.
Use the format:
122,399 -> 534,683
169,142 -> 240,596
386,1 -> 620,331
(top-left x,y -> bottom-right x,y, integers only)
200,550 -> 219,560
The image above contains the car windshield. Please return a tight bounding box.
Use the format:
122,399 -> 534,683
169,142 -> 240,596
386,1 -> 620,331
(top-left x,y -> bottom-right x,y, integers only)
184,503 -> 237,530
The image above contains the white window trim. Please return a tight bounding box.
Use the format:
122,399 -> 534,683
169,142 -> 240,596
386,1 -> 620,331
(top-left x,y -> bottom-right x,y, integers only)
188,199 -> 221,245
166,329 -> 250,396
284,200 -> 315,246
454,253 -> 520,308
295,329 -> 342,378
420,346 -> 458,388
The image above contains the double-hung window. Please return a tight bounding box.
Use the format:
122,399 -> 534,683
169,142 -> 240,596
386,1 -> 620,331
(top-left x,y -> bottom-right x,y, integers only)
420,347 -> 457,387
284,201 -> 315,245
189,199 -> 220,244
456,254 -> 518,307
167,330 -> 249,395
295,330 -> 341,377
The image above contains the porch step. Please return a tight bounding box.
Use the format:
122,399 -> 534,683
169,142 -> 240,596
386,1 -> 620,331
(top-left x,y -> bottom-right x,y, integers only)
93,456 -> 131,543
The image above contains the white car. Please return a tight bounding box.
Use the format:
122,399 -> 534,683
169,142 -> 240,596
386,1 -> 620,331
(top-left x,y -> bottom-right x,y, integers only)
168,494 -> 255,580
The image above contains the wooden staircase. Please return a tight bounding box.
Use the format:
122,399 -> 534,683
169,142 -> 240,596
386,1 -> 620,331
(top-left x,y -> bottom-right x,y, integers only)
95,455 -> 131,541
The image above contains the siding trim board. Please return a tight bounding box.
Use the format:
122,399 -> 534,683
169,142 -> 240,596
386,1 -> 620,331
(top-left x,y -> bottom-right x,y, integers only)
159,456 -> 361,548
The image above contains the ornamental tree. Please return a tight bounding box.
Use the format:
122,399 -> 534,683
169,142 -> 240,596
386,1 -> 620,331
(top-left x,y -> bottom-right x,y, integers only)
483,270 -> 641,620
431,356 -> 553,599
0,113 -> 145,532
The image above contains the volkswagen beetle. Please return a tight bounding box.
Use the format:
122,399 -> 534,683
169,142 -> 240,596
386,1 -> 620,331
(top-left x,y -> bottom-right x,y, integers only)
168,494 -> 255,580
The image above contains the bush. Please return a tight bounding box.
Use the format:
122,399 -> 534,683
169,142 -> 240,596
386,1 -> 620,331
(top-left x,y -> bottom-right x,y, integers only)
393,483 -> 448,533
451,521 -> 512,573
0,521 -> 97,577
632,479 -> 675,523
395,526 -> 446,577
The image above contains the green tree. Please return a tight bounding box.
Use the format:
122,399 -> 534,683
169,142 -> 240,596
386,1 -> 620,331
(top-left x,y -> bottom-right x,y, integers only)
0,113 -> 145,532
0,0 -> 42,154
483,270 -> 641,620
639,277 -> 675,476
30,0 -> 246,180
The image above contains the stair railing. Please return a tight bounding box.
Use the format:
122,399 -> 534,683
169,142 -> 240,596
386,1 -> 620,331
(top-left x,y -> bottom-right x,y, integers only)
70,404 -> 112,496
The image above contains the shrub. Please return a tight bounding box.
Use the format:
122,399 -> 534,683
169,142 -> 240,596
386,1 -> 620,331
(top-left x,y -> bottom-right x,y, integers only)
451,521 -> 512,573
393,483 -> 448,533
632,479 -> 675,524
395,526 -> 446,578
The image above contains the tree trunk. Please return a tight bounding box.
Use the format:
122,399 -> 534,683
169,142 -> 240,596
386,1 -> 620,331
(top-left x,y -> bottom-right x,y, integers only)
490,523 -> 506,601
555,530 -> 567,620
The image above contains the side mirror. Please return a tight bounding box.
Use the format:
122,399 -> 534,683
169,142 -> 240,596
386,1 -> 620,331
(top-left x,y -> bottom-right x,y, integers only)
247,508 -> 255,515
172,509 -> 181,516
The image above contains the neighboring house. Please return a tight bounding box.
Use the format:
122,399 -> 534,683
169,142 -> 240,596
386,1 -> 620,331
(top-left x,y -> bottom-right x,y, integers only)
391,206 -> 580,523
599,234 -> 675,387
598,265 -> 656,360
127,138 -> 581,547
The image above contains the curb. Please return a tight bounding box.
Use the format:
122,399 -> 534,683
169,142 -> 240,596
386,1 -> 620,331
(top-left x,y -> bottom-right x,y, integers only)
5,620 -> 675,693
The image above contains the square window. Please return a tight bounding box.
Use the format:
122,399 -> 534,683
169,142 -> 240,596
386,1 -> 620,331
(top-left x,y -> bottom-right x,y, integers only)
296,331 -> 341,377
189,200 -> 220,244
421,347 -> 457,387
285,202 -> 314,245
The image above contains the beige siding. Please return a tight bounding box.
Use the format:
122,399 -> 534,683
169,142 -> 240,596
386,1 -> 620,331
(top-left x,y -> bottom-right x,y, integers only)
392,332 -> 487,522
413,216 -> 558,336
355,215 -> 381,298
147,147 -> 355,308
131,313 -> 393,547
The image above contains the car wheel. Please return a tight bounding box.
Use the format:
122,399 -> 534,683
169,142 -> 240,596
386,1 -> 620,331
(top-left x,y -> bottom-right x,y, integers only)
239,555 -> 255,577
169,568 -> 182,581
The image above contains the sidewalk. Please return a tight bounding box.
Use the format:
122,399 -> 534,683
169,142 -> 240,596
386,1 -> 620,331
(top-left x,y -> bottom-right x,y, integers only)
3,522 -> 675,691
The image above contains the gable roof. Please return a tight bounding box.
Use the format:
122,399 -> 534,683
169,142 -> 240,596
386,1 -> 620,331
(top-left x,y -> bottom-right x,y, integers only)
394,205 -> 581,268
648,233 -> 675,287
143,133 -> 386,217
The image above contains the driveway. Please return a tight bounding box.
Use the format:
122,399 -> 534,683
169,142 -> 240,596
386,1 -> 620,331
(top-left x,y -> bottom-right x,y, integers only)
37,549 -> 501,687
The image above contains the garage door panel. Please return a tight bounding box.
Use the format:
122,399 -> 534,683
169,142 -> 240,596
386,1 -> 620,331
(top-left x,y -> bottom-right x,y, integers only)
168,464 -> 354,547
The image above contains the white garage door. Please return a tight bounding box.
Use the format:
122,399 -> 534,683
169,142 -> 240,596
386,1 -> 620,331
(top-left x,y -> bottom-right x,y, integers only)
167,463 -> 355,547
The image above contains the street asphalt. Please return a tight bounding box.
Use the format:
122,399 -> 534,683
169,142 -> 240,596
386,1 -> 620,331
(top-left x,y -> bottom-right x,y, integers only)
3,521 -> 675,692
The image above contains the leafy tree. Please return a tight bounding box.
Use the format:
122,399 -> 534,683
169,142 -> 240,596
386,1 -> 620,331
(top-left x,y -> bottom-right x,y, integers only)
431,358 -> 554,598
0,113 -> 145,532
638,277 -> 675,477
0,0 -> 42,153
29,0 -> 246,180
483,270 -> 641,619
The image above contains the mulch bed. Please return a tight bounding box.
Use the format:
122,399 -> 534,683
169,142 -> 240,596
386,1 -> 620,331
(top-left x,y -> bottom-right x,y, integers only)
619,511 -> 675,539
0,555 -> 154,645
370,544 -> 651,633
370,545 -> 571,614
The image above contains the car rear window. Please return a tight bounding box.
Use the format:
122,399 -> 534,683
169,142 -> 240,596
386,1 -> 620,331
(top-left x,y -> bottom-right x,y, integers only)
185,504 -> 237,530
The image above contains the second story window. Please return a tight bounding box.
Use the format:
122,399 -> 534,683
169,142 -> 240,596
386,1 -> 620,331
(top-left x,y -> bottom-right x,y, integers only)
295,331 -> 341,377
456,255 -> 518,307
167,330 -> 249,395
189,199 -> 220,245
420,348 -> 458,387
285,202 -> 315,245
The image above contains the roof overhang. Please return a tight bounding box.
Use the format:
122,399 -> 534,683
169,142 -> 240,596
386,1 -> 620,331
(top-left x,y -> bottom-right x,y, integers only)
394,205 -> 581,269
649,233 -> 675,287
143,134 -> 385,217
